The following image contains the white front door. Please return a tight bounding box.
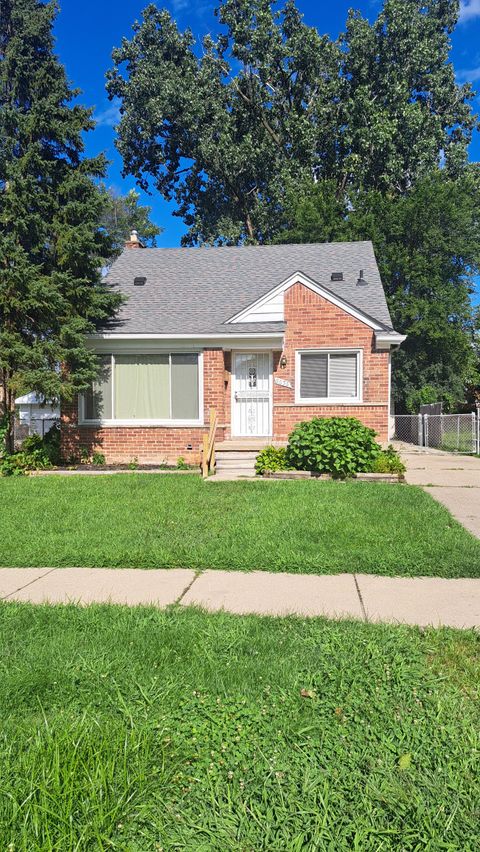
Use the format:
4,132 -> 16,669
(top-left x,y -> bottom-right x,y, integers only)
232,352 -> 272,437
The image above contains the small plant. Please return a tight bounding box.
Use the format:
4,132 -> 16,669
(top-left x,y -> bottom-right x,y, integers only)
92,452 -> 106,466
0,428 -> 60,477
80,447 -> 90,464
128,456 -> 139,470
255,446 -> 290,475
176,456 -> 189,470
370,445 -> 406,475
286,417 -> 381,478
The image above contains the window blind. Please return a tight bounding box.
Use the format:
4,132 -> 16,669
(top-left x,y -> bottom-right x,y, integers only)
329,354 -> 358,397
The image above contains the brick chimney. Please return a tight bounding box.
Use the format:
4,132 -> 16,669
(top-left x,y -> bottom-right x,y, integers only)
125,229 -> 145,249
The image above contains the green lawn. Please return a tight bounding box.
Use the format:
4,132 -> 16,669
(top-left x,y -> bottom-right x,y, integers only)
1,474 -> 480,576
0,603 -> 478,850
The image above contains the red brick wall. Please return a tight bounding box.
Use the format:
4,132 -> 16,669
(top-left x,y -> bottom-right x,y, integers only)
61,349 -> 227,465
271,283 -> 390,441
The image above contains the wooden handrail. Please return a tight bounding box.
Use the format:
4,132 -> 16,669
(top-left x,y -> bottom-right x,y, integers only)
202,407 -> 218,478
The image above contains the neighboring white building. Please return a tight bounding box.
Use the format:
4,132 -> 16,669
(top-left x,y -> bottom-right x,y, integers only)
15,393 -> 59,436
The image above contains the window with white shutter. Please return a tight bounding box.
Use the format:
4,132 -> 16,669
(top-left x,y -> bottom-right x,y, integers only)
297,350 -> 361,402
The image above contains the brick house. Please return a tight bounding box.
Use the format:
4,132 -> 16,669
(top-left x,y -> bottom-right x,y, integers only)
61,237 -> 405,465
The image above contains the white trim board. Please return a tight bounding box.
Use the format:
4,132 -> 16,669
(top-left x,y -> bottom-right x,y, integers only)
227,271 -> 385,331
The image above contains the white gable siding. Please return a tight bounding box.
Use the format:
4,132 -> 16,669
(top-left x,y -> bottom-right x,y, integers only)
231,289 -> 284,323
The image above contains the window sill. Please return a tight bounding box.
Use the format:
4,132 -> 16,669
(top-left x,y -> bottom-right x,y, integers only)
78,420 -> 205,428
294,398 -> 362,405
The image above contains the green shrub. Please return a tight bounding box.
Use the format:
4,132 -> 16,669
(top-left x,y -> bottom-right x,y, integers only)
0,446 -> 52,476
92,452 -> 106,466
255,446 -> 290,475
0,425 -> 61,476
286,417 -> 381,478
370,445 -> 406,475
42,423 -> 61,465
176,456 -> 189,470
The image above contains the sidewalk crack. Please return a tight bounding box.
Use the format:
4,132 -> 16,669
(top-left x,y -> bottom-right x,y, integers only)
1,567 -> 58,601
353,574 -> 368,622
175,570 -> 202,606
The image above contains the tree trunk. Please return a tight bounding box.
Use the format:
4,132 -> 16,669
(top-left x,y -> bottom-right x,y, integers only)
1,371 -> 15,455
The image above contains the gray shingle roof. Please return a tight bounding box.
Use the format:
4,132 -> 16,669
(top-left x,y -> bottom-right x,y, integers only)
101,241 -> 394,335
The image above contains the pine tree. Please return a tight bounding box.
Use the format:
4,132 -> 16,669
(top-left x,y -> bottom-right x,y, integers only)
0,0 -> 122,451
99,185 -> 162,260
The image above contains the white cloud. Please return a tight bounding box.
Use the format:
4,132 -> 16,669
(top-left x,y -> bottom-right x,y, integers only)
456,65 -> 480,82
171,0 -> 190,11
459,1 -> 480,23
95,98 -> 121,128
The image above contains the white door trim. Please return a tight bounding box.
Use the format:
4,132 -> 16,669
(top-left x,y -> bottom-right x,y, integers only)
231,351 -> 273,437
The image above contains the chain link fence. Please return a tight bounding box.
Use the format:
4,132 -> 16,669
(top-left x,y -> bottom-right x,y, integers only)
394,412 -> 479,454
13,417 -> 59,449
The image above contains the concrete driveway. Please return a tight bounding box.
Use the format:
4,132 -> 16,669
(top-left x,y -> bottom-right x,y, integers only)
398,446 -> 480,537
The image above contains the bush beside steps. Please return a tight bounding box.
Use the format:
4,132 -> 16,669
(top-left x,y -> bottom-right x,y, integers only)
255,418 -> 405,482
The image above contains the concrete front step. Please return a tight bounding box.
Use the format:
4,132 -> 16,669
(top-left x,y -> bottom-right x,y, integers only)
216,459 -> 255,470
216,450 -> 257,459
215,440 -> 286,452
214,442 -> 270,476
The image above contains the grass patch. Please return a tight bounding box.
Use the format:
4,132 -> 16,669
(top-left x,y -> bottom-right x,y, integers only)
1,474 -> 480,576
0,603 -> 478,850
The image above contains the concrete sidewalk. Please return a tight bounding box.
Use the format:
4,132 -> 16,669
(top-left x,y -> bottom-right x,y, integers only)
1,567 -> 479,629
399,449 -> 480,538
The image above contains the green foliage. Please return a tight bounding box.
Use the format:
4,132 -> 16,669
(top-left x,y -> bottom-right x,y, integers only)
255,445 -> 290,474
42,423 -> 61,465
280,169 -> 480,411
1,475 -> 480,576
0,0 -> 122,449
286,417 -> 381,477
0,606 -> 479,848
98,185 -> 162,260
92,452 -> 106,466
128,457 -> 139,470
107,0 -> 475,245
0,432 -> 53,477
176,456 -> 189,470
370,445 -> 406,475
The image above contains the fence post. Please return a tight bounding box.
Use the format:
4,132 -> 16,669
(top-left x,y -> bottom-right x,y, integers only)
472,412 -> 476,454
418,414 -> 423,447
423,414 -> 428,449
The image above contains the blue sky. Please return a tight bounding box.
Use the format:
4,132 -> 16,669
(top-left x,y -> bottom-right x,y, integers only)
53,0 -> 480,247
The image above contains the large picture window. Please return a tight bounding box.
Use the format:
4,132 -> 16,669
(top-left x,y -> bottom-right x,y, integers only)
296,350 -> 361,403
81,353 -> 201,423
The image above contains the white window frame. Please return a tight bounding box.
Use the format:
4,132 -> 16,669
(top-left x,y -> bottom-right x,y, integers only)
295,348 -> 363,405
79,351 -> 204,427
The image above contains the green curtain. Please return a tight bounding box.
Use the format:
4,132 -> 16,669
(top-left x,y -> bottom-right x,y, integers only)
171,354 -> 199,419
115,355 -> 170,419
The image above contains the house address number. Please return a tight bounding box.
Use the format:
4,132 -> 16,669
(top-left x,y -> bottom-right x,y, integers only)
274,377 -> 292,389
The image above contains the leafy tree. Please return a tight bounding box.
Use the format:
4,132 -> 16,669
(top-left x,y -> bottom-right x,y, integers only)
107,0 -> 476,244
99,185 -> 161,259
0,0 -> 122,451
278,170 -> 480,411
